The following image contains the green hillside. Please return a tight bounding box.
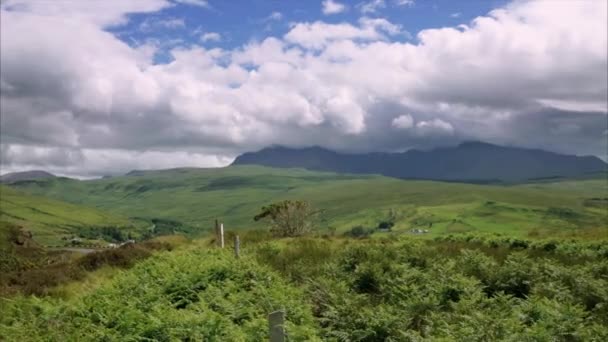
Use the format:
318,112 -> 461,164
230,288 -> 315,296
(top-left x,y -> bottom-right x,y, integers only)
0,186 -> 139,246
8,166 -> 607,238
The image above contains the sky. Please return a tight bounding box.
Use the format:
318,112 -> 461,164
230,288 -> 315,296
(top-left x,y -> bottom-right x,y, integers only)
0,0 -> 607,177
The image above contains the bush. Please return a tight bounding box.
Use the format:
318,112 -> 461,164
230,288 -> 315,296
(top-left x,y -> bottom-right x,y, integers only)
78,244 -> 152,271
254,200 -> 320,237
377,221 -> 394,230
3,263 -> 85,296
346,226 -> 373,238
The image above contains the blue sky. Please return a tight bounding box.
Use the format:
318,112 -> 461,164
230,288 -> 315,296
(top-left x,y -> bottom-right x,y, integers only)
111,0 -> 509,63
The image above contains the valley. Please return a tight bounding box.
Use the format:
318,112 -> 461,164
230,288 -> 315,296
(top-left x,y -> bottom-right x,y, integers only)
5,166 -> 606,244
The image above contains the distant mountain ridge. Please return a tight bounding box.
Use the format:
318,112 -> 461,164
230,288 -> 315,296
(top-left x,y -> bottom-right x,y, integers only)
232,141 -> 607,182
0,170 -> 56,184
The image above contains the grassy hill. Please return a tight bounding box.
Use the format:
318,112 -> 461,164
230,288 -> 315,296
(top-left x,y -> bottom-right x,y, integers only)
8,166 -> 607,239
0,186 -> 141,246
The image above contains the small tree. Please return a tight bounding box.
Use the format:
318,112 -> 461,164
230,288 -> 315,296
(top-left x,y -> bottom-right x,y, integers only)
254,200 -> 319,237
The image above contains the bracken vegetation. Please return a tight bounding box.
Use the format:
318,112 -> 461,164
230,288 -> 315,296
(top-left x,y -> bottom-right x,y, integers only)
0,222 -> 184,297
2,233 -> 607,341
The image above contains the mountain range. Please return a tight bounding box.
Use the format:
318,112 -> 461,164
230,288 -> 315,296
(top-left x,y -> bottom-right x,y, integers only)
232,141 -> 607,182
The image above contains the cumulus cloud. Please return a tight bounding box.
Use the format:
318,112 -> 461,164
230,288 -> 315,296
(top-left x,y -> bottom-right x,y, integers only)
322,0 -> 347,15
395,0 -> 415,7
358,0 -> 386,14
284,18 -> 401,49
416,119 -> 454,136
1,0 -> 170,27
139,17 -> 185,31
0,0 -> 606,176
266,11 -> 283,21
173,0 -> 208,7
0,144 -> 230,178
201,32 -> 221,42
392,115 -> 414,129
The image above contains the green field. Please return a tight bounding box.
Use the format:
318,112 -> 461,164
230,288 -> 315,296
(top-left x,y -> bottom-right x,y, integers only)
0,186 -> 141,246
8,166 -> 607,239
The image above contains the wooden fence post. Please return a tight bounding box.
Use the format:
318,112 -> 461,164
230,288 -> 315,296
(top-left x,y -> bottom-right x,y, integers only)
268,310 -> 285,342
234,235 -> 240,258
220,223 -> 225,248
215,219 -> 220,247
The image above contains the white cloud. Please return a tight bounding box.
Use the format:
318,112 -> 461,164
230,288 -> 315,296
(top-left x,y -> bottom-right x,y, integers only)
1,0 -> 606,176
139,17 -> 185,31
0,0 -> 170,27
201,32 -> 221,42
173,0 -> 208,7
392,114 -> 414,129
395,0 -> 414,7
359,0 -> 385,14
284,19 -> 397,49
416,119 -> 454,135
0,144 -> 229,177
536,99 -> 607,113
450,12 -> 461,18
322,0 -> 347,15
267,11 -> 283,21
359,17 -> 403,36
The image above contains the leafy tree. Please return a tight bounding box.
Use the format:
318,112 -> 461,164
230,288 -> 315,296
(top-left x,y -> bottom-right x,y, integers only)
254,200 -> 320,237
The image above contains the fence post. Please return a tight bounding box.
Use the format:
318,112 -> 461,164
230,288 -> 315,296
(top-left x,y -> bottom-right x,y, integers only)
234,235 -> 240,258
215,219 -> 220,247
220,223 -> 225,248
268,310 -> 285,342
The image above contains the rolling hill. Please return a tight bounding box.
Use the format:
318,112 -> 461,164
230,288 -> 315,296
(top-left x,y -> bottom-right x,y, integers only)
7,166 -> 607,238
0,170 -> 57,184
232,141 -> 607,182
0,186 -> 140,246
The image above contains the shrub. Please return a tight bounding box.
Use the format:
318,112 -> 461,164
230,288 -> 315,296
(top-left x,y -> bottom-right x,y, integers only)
346,226 -> 373,238
254,200 -> 320,237
377,221 -> 394,230
78,244 -> 152,271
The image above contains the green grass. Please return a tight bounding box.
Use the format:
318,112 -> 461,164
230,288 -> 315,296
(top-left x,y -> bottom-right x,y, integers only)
7,166 -> 607,239
0,186 -> 139,246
